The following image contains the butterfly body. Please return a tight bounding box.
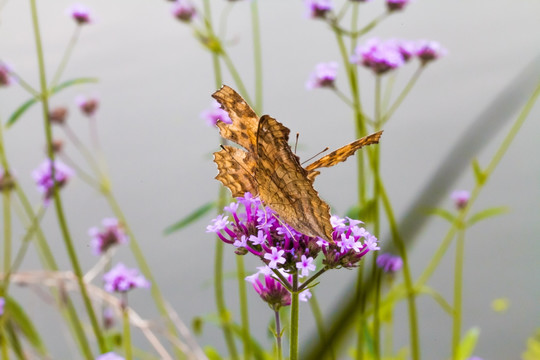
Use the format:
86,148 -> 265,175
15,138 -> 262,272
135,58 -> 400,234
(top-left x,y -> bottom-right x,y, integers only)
212,85 -> 382,243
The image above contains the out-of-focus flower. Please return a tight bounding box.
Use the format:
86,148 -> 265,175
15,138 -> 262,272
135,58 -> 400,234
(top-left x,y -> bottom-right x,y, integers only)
0,167 -> 15,192
66,4 -> 93,25
103,307 -> 115,330
305,0 -> 333,19
49,106 -> 68,125
376,253 -> 403,273
386,0 -> 411,12
249,270 -> 292,310
171,0 -> 196,23
32,159 -> 75,204
200,100 -> 232,127
306,62 -> 338,90
0,62 -> 13,87
351,38 -> 405,74
89,218 -> 129,255
75,95 -> 99,116
451,190 -> 470,210
415,40 -> 447,64
95,352 -> 125,360
103,263 -> 150,293
0,297 -> 5,316
50,139 -> 64,154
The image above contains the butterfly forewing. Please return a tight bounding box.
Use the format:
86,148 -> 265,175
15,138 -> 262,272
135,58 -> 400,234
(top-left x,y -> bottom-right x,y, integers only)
213,146 -> 258,198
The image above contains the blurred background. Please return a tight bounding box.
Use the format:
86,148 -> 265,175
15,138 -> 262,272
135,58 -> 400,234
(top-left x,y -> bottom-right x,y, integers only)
1,0 -> 539,358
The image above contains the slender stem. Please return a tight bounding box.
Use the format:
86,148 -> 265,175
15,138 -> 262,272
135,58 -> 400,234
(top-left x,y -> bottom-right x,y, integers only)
236,255 -> 251,360
289,272 -> 299,360
29,0 -> 106,352
355,260 -> 365,360
373,264 -> 382,360
332,86 -> 355,108
62,124 -> 101,175
6,70 -> 40,97
298,267 -> 327,292
0,324 -> 9,360
309,292 -> 335,360
275,309 -> 282,360
381,65 -> 423,125
123,295 -> 133,360
2,183 -> 11,284
50,26 -> 81,88
451,226 -> 465,359
251,0 -> 263,114
221,50 -> 253,105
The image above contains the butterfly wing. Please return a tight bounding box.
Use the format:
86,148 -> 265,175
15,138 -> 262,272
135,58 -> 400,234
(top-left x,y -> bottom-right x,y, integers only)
214,146 -> 258,198
304,130 -> 383,181
212,85 -> 259,153
255,115 -> 334,242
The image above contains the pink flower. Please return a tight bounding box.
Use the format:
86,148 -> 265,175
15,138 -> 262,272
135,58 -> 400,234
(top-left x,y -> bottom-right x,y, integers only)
376,253 -> 403,273
75,95 -> 99,116
32,159 -> 75,204
306,62 -> 338,90
200,100 -> 232,127
0,297 -> 5,316
351,38 -> 405,75
0,62 -> 13,87
89,218 -> 129,255
386,0 -> 411,12
415,40 -> 447,64
96,352 -> 124,360
171,0 -> 196,22
305,0 -> 333,19
66,4 -> 93,25
103,263 -> 150,293
451,190 -> 470,210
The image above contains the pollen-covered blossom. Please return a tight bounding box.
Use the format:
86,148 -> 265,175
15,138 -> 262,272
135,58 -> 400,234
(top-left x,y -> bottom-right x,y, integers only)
451,190 -> 470,210
0,297 -> 5,316
96,352 -> 125,360
75,95 -> 99,116
171,0 -> 196,23
200,100 -> 232,127
386,0 -> 411,12
207,192 -> 378,274
89,218 -> 129,255
306,62 -> 338,90
32,159 -> 75,204
416,40 -> 447,64
103,263 -> 150,293
0,62 -> 13,87
66,4 -> 93,25
305,0 -> 333,19
376,253 -> 403,273
351,38 -> 405,75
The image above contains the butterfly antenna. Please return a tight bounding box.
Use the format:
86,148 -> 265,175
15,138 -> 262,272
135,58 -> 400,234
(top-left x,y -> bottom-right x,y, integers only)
294,133 -> 300,154
301,147 -> 330,165
273,215 -> 299,242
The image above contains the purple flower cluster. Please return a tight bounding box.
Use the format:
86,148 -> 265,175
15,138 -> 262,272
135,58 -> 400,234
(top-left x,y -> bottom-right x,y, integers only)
376,253 -> 403,273
207,193 -> 379,273
451,190 -> 470,210
75,95 -> 99,116
0,297 -> 5,316
306,62 -> 338,90
171,0 -> 196,23
386,0 -> 412,12
0,62 -> 13,87
351,38 -> 447,74
88,218 -> 129,255
305,0 -> 333,19
32,159 -> 75,204
200,100 -> 232,127
103,263 -> 150,293
66,4 -> 93,25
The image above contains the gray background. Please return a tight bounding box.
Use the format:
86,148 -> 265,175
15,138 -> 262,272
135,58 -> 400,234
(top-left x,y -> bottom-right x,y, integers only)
1,0 -> 539,358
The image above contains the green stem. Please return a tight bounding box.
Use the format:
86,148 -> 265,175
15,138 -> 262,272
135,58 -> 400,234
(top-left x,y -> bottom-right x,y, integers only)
6,70 -> 40,97
355,260 -> 365,360
2,184 -> 11,284
50,26 -> 81,88
309,292 -> 335,360
221,50 -> 253,105
298,267 -> 327,292
289,272 -> 299,360
451,226 -> 465,359
275,309 -> 282,360
29,0 -> 105,352
236,255 -> 251,360
381,65 -> 423,125
372,264 -> 382,360
123,296 -> 133,360
251,0 -> 263,114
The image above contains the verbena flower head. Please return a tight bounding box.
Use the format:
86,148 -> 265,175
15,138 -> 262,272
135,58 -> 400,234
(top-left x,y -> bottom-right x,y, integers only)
207,193 -> 378,273
96,352 -> 125,360
89,218 -> 129,255
351,38 -> 405,75
66,4 -> 93,25
103,263 -> 150,293
0,62 -> 13,87
415,40 -> 447,64
386,0 -> 411,12
0,297 -> 5,316
49,106 -> 68,125
75,95 -> 99,116
200,100 -> 232,127
306,62 -> 338,90
451,190 -> 470,210
171,0 -> 196,23
305,0 -> 333,19
32,159 -> 75,204
376,253 -> 403,273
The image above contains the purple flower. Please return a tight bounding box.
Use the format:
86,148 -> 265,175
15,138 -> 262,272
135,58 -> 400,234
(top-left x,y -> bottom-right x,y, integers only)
376,253 -> 403,273
0,297 -> 5,316
206,214 -> 230,233
306,62 -> 338,90
200,100 -> 232,127
103,263 -> 150,293
305,0 -> 333,19
351,38 -> 405,75
171,0 -> 196,23
66,4 -> 93,25
264,247 -> 286,269
0,62 -> 13,87
299,288 -> 312,302
451,190 -> 470,210
386,0 -> 411,12
32,159 -> 75,204
250,271 -> 292,310
88,218 -> 129,256
96,353 -> 125,360
296,255 -> 316,277
415,40 -> 447,64
103,307 -> 115,330
75,95 -> 99,116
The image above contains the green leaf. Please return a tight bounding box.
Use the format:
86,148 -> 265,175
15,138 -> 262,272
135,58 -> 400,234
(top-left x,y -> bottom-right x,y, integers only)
467,206 -> 509,226
5,296 -> 48,356
423,207 -> 456,223
6,77 -> 98,127
472,158 -> 486,185
204,346 -> 224,360
164,201 -> 216,235
456,327 -> 480,360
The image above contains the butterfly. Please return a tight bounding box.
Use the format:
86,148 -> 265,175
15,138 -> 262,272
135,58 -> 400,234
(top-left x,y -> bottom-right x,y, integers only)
212,85 -> 382,243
